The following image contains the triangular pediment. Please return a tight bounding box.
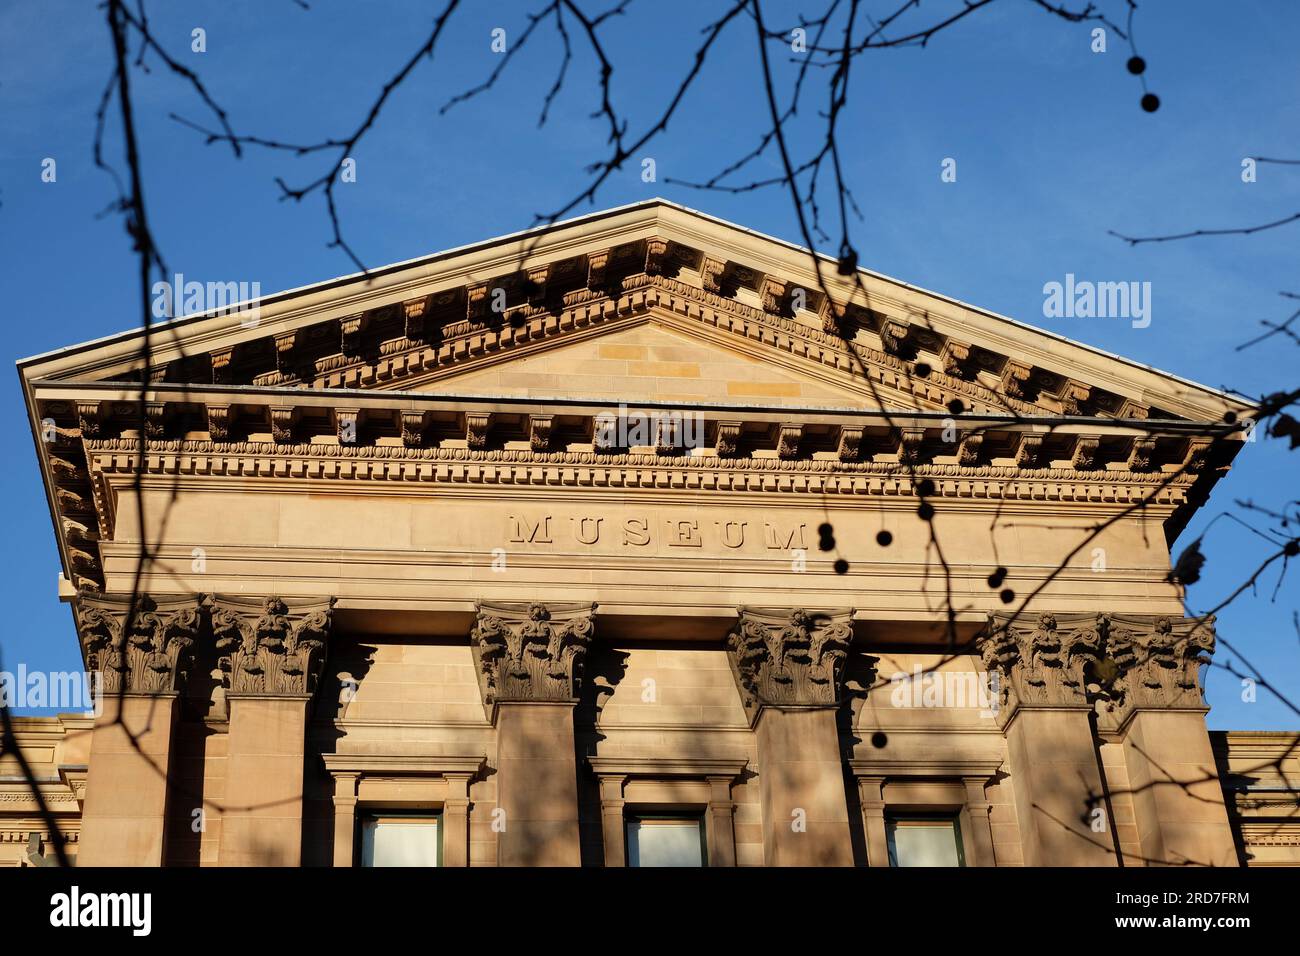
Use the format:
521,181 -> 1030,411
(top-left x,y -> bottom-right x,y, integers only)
21,198 -> 1249,427
405,313 -> 951,412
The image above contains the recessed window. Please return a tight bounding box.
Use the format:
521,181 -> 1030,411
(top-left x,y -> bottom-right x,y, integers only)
359,814 -> 441,867
626,815 -> 706,867
886,816 -> 964,867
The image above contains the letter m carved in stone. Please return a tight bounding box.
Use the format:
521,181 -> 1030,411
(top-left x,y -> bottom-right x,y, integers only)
509,515 -> 552,544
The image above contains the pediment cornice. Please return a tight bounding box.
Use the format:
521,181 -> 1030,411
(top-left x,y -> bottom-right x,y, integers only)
19,202 -> 1252,426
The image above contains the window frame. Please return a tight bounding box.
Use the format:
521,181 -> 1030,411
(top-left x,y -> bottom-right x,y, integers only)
624,810 -> 709,868
885,814 -> 966,868
356,810 -> 445,868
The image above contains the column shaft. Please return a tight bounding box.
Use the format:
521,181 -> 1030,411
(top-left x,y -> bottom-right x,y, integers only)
1005,710 -> 1116,866
495,701 -> 582,866
1120,710 -> 1239,866
219,695 -> 310,867
79,694 -> 179,867
755,707 -> 854,866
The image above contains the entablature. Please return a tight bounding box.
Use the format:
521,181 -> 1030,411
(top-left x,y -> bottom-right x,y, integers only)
35,383 -> 1235,595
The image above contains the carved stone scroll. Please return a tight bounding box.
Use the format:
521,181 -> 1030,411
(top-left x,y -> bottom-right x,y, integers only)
979,612 -> 1104,715
469,602 -> 597,719
726,607 -> 855,724
76,593 -> 204,695
209,595 -> 336,697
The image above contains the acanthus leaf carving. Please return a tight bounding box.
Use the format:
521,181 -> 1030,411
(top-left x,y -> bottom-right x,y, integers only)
76,402 -> 102,439
529,415 -> 553,453
644,239 -> 669,277
957,431 -> 984,466
699,257 -> 727,295
210,595 -> 336,697
586,251 -> 609,290
980,611 -> 1217,728
941,340 -> 974,379
760,276 -> 787,315
76,593 -> 204,695
1001,360 -> 1033,399
206,404 -> 230,442
1101,614 -> 1215,724
1015,433 -> 1044,468
837,425 -> 864,462
465,412 -> 491,450
270,406 -> 296,445
715,420 -> 741,458
777,423 -> 802,459
726,607 -> 855,723
1127,437 -> 1157,472
1071,435 -> 1101,471
401,410 -> 428,448
469,602 -> 597,719
979,612 -> 1104,714
879,320 -> 910,356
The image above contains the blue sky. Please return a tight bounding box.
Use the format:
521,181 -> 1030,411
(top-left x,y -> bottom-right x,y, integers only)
1,1 -> 1296,727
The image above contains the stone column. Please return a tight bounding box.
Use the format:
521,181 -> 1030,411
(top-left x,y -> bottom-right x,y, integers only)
856,776 -> 890,867
76,594 -> 202,867
727,607 -> 857,866
471,601 -> 596,867
961,776 -> 998,867
982,612 -> 1117,866
211,595 -> 335,867
1102,614 -> 1239,867
596,773 -> 628,867
442,772 -> 473,867
331,772 -> 360,867
705,775 -> 738,867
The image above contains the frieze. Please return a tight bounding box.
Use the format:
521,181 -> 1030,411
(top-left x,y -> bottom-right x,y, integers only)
506,514 -> 806,552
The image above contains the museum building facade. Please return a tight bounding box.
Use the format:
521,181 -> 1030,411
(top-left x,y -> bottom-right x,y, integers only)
5,200 -> 1297,867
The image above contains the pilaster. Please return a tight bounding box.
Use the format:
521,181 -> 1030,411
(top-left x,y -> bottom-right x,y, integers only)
981,612 -> 1118,866
75,593 -> 202,867
471,601 -> 596,866
210,595 -> 336,867
1100,614 -> 1238,866
726,607 -> 856,866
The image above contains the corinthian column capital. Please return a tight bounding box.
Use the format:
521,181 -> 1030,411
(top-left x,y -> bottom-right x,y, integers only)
209,595 -> 337,697
1101,613 -> 1215,726
75,593 -> 204,695
726,607 -> 855,724
979,612 -> 1104,718
470,601 -> 597,720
